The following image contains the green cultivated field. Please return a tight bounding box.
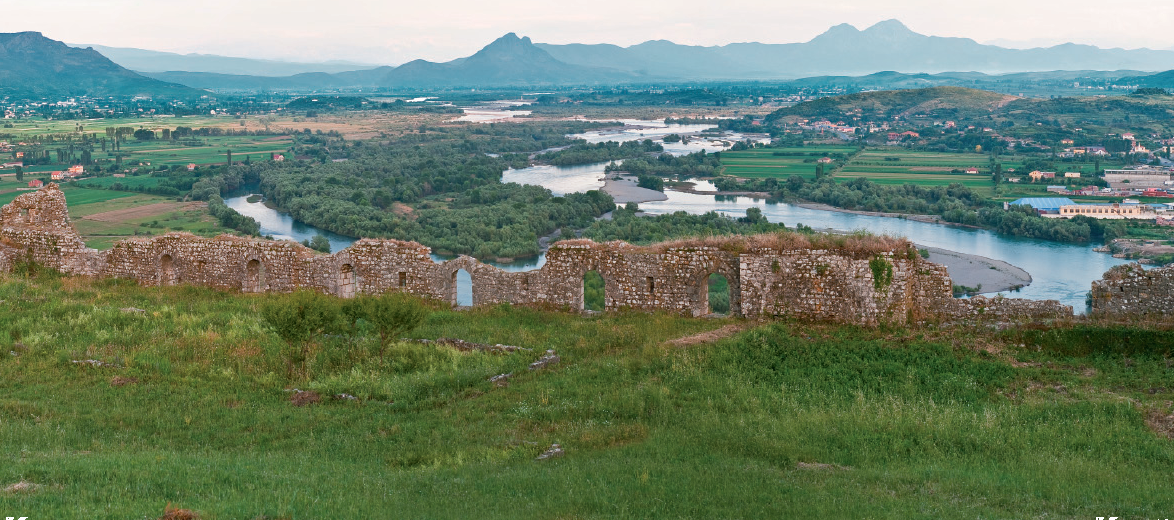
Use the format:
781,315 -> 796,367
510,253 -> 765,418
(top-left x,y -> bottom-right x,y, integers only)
720,146 -> 857,179
0,184 -> 229,249
0,186 -> 135,207
0,272 -> 1171,518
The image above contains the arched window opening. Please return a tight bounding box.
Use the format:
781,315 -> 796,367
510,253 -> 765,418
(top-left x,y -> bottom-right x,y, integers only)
160,254 -> 177,286
244,259 -> 266,293
339,263 -> 357,298
582,270 -> 605,311
453,269 -> 472,306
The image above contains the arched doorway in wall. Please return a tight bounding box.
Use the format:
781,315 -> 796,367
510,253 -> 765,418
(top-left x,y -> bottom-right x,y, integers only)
338,263 -> 357,298
160,254 -> 177,286
582,270 -> 605,311
453,269 -> 472,306
244,259 -> 266,293
706,273 -> 731,315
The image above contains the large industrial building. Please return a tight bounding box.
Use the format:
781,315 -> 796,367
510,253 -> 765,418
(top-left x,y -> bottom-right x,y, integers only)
1102,168 -> 1174,190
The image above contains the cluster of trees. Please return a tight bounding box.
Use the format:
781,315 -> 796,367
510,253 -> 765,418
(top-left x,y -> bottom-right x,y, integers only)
606,150 -> 723,178
580,203 -> 787,245
207,195 -> 260,236
228,122 -> 616,259
537,139 -> 662,166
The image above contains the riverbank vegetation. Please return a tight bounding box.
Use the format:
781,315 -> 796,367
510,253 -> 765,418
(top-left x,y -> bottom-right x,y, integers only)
581,203 -> 787,244
536,139 -> 662,166
0,269 -> 1171,518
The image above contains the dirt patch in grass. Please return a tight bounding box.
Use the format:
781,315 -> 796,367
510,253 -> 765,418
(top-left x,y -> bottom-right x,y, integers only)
111,376 -> 139,387
159,504 -> 200,520
796,461 -> 852,471
3,481 -> 40,493
289,390 -> 321,407
664,323 -> 753,348
82,201 -> 206,223
1146,404 -> 1174,440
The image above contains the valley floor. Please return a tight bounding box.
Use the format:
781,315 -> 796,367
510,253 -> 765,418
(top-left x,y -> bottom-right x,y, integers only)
0,271 -> 1171,519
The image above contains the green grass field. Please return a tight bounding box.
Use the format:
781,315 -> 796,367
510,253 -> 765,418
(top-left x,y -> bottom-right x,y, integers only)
0,186 -> 135,207
720,149 -> 832,179
0,272 -> 1171,518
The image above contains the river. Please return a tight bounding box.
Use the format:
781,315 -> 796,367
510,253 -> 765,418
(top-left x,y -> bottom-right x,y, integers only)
226,115 -> 1128,310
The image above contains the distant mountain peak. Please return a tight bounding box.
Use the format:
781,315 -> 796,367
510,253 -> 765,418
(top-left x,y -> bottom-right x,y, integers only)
816,23 -> 861,39
864,19 -> 915,34
475,33 -> 542,58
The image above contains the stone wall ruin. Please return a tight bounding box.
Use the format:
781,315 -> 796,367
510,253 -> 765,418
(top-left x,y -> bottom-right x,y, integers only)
0,184 -> 1080,325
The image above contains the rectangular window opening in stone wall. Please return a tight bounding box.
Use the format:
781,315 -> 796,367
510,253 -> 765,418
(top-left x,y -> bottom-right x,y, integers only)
398,272 -> 407,288
647,276 -> 655,294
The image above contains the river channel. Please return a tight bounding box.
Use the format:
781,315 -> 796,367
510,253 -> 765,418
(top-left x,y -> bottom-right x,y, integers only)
226,118 -> 1128,310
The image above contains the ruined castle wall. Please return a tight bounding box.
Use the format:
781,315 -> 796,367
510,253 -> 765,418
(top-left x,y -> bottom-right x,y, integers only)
738,250 -> 927,325
0,184 -> 1079,326
1090,263 -> 1174,317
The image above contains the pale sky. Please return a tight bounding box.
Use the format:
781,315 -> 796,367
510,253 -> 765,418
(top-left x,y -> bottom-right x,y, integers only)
8,0 -> 1174,65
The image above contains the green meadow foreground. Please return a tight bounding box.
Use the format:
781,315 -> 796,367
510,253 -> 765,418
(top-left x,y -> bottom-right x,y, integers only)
0,270 -> 1172,518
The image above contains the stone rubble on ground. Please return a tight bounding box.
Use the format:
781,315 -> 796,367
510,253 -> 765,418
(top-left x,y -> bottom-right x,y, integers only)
535,444 -> 564,460
71,359 -> 120,368
410,338 -> 530,353
529,350 -> 560,370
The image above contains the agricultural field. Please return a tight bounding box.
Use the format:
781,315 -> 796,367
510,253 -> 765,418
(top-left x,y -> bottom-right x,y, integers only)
109,135 -> 293,168
0,183 -> 229,249
0,110 -> 453,174
719,146 -> 857,179
834,149 -> 1009,193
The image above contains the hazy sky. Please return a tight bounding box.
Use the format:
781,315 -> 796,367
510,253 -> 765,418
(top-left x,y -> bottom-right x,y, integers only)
9,0 -> 1174,64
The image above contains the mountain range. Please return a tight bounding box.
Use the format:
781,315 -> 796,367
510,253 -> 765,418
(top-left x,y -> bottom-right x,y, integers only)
140,34 -> 640,90
537,20 -> 1174,79
11,21 -> 1174,98
69,44 -> 380,76
0,32 -> 200,99
134,20 -> 1174,91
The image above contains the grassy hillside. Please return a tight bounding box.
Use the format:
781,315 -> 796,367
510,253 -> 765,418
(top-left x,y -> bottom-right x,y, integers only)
768,86 -> 1017,122
0,32 -> 201,100
0,270 -> 1171,518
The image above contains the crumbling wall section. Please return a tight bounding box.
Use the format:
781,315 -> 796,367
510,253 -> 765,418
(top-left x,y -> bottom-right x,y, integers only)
0,185 -> 100,274
0,184 -> 1082,325
1090,263 -> 1174,317
739,250 -> 929,325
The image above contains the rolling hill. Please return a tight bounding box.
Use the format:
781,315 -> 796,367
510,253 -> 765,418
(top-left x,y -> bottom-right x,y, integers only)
0,32 -> 202,99
768,86 -> 1019,122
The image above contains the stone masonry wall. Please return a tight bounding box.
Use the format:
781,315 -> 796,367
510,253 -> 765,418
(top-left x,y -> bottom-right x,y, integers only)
0,184 -> 1077,325
1090,263 -> 1174,317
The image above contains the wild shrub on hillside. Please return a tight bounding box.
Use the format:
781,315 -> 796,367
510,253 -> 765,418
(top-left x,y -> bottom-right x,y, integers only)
260,290 -> 343,379
342,292 -> 430,364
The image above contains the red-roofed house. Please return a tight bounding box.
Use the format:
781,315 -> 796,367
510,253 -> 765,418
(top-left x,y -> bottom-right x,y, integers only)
817,157 -> 833,164
187,163 -> 196,172
28,180 -> 43,188
965,167 -> 980,174
50,171 -> 64,181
